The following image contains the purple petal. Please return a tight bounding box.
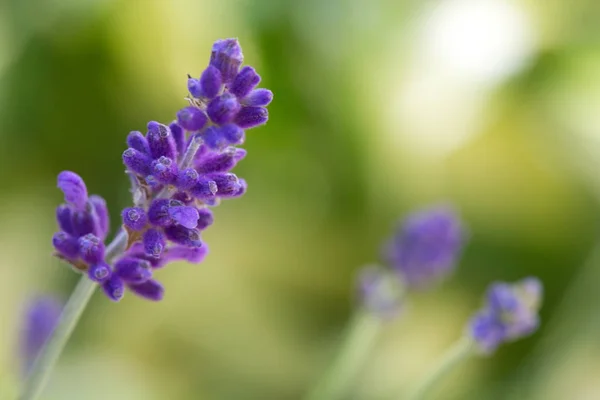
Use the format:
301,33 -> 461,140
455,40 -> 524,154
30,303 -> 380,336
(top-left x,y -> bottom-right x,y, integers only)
143,228 -> 166,258
88,261 -> 111,283
230,66 -> 260,98
168,206 -> 199,229
163,225 -> 202,247
242,89 -> 273,107
234,106 -> 268,129
128,279 -> 164,301
115,257 -> 152,284
102,275 -> 125,302
177,106 -> 208,132
126,131 -> 150,155
56,205 -> 74,236
52,232 -> 80,260
210,38 -> 243,84
89,195 -> 109,240
207,93 -> 241,125
147,121 -> 177,160
78,233 -> 105,264
121,207 -> 148,231
122,148 -> 153,176
57,171 -> 88,209
199,65 -> 222,99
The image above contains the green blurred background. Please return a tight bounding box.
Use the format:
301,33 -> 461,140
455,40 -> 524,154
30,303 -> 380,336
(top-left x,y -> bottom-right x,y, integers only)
2,0 -> 600,398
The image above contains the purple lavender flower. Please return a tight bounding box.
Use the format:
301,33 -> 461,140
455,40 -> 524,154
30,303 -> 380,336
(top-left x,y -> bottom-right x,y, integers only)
20,297 -> 62,374
52,38 -> 271,302
384,206 -> 465,288
468,277 -> 543,353
52,172 -> 109,269
357,205 -> 467,318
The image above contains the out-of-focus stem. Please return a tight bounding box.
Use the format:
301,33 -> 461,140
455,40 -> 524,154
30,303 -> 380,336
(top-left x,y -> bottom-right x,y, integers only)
20,229 -> 128,400
305,309 -> 382,400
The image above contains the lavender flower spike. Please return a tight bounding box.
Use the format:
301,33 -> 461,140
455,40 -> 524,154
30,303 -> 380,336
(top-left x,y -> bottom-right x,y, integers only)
20,297 -> 62,374
469,277 -> 543,353
384,206 -> 465,288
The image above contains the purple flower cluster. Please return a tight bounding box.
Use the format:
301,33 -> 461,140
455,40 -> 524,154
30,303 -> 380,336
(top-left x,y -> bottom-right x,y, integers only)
384,206 -> 465,288
469,277 -> 543,353
358,206 -> 466,317
52,38 -> 272,302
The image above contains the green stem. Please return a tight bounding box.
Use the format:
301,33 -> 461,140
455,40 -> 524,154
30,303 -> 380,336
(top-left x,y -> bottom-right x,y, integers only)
406,337 -> 474,400
20,229 -> 129,400
305,309 -> 382,400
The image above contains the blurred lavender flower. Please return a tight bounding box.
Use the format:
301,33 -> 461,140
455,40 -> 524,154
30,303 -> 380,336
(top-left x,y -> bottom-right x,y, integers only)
20,297 -> 62,374
469,277 -> 543,353
358,206 -> 466,317
384,206 -> 465,288
52,38 -> 272,302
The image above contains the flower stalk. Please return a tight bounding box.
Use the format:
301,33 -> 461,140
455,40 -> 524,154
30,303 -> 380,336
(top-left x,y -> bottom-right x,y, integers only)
20,230 -> 128,400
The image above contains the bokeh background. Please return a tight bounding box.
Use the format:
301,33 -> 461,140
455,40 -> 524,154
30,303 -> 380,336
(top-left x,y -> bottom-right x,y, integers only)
1,0 -> 600,399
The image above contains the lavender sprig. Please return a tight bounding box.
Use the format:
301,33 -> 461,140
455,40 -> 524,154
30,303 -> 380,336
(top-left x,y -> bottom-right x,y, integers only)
407,278 -> 543,400
305,206 -> 467,400
22,38 -> 271,400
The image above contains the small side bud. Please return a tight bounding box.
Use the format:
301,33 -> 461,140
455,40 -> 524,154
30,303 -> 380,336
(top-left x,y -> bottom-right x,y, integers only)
164,225 -> 203,248
57,171 -> 88,210
115,257 -> 152,284
128,279 -> 165,301
230,66 -> 261,98
169,121 -> 186,156
102,275 -> 125,302
196,147 -> 238,174
199,65 -> 222,99
242,89 -> 273,107
221,123 -> 245,145
187,77 -> 203,98
199,127 -> 227,150
147,121 -> 177,160
56,205 -> 74,236
147,199 -> 173,226
176,168 -> 199,190
123,148 -> 153,176
207,173 -> 241,197
89,195 -> 110,240
52,232 -> 80,259
71,210 -> 96,237
78,233 -> 105,264
234,106 -> 268,129
143,228 -> 166,259
176,107 -> 208,132
151,156 -> 178,184
210,38 -> 243,84
121,207 -> 148,231
196,208 -> 214,230
88,261 -> 111,283
168,206 -> 199,229
207,93 -> 241,125
190,177 -> 218,200
126,131 -> 150,155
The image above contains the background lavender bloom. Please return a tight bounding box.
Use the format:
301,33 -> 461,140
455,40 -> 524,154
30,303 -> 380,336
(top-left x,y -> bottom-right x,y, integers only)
469,277 -> 543,353
20,297 -> 62,374
384,206 -> 466,288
